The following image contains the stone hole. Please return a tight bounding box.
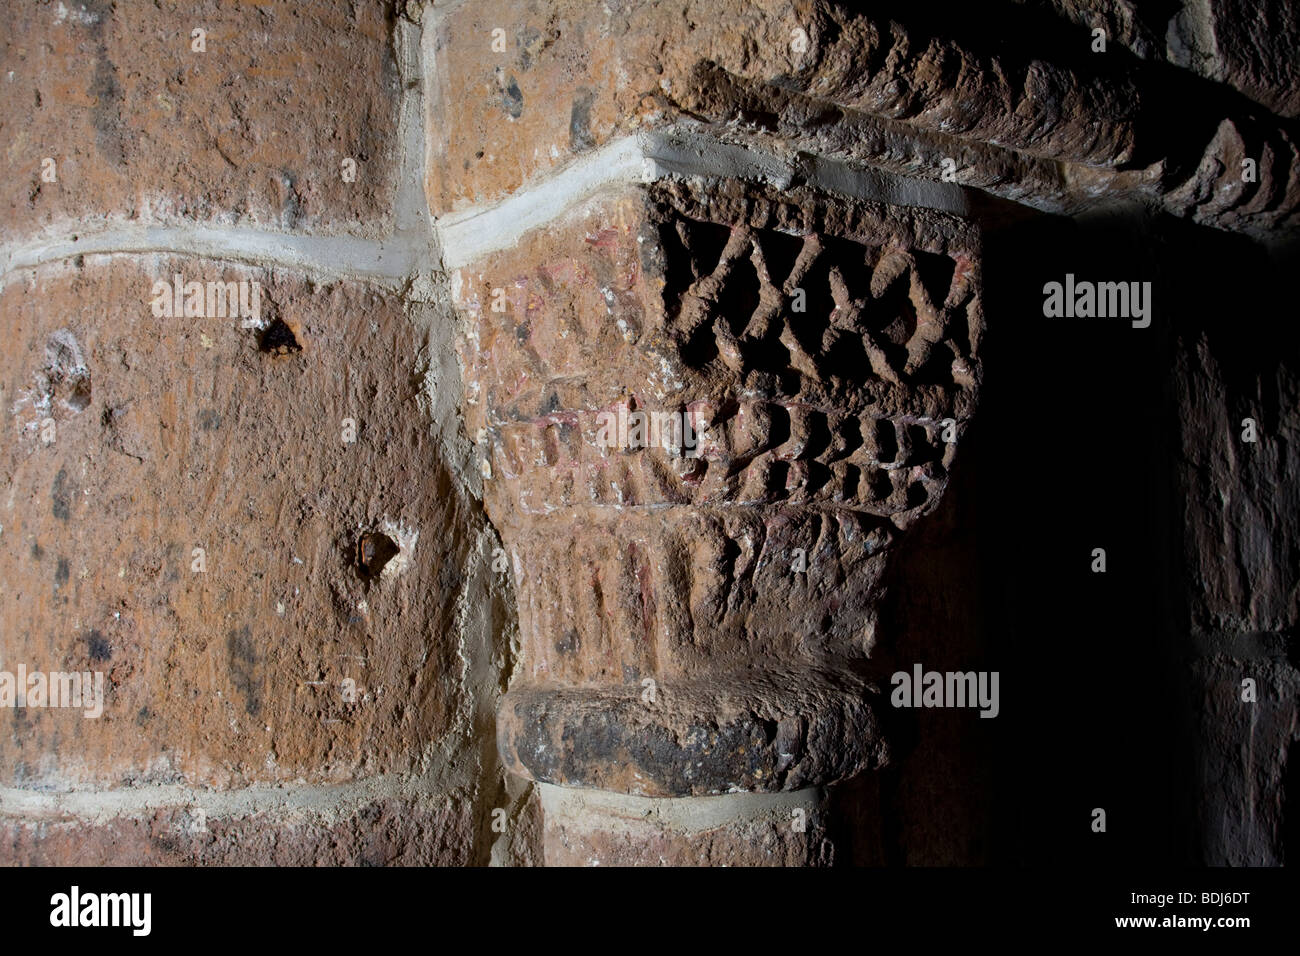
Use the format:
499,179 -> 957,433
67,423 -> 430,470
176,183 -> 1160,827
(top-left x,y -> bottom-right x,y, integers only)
259,317 -> 302,355
357,531 -> 401,580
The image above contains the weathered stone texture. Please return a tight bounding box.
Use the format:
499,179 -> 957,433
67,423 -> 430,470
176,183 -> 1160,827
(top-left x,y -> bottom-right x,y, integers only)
1176,335 -> 1298,633
1175,315 -> 1300,865
453,177 -> 981,802
1189,0 -> 1300,119
1,0 -> 403,241
0,794 -> 474,866
428,0 -> 1137,206
1045,0 -> 1300,119
1189,653 -> 1298,865
2,0 -> 1296,868
499,674 -> 888,797
536,783 -> 834,866
427,0 -> 795,211
0,255 -> 476,788
430,0 -> 1300,239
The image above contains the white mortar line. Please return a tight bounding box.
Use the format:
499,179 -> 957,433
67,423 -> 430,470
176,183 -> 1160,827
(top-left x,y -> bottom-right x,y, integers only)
0,17 -> 436,290
436,137 -> 650,270
0,771 -> 471,825
0,225 -> 417,288
394,15 -> 437,263
651,126 -> 969,214
0,12 -> 485,836
425,0 -> 476,26
436,126 -> 971,269
538,781 -> 825,832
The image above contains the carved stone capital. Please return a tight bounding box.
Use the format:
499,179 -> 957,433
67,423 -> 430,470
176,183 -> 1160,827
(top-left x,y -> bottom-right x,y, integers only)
450,174 -> 982,844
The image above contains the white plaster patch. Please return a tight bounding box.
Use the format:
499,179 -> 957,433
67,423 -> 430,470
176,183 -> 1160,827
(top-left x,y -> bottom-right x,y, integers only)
377,518 -> 419,580
55,3 -> 102,26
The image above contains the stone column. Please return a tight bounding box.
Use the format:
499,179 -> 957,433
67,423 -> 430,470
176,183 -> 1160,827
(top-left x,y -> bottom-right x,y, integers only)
423,0 -> 1297,870
427,0 -> 988,865
441,164 -> 981,862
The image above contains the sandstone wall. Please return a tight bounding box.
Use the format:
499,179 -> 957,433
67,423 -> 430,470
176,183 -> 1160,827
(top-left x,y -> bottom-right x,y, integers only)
1,0 -> 1294,867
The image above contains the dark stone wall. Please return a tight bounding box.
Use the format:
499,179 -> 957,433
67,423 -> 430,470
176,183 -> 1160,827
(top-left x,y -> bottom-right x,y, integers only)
865,200 -> 1296,865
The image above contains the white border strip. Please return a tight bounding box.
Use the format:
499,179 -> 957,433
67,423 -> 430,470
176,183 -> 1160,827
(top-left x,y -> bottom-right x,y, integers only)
0,226 -> 416,285
436,127 -> 970,269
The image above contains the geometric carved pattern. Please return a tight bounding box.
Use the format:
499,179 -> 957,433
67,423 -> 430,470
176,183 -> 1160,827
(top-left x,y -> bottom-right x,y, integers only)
661,218 -> 980,396
460,180 -> 984,796
490,399 -> 955,522
481,188 -> 983,531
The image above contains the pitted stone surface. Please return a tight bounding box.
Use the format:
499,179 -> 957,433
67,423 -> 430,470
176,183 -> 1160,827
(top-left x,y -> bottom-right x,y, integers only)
2,0 -> 404,242
500,672 -> 888,797
0,255 -> 477,789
